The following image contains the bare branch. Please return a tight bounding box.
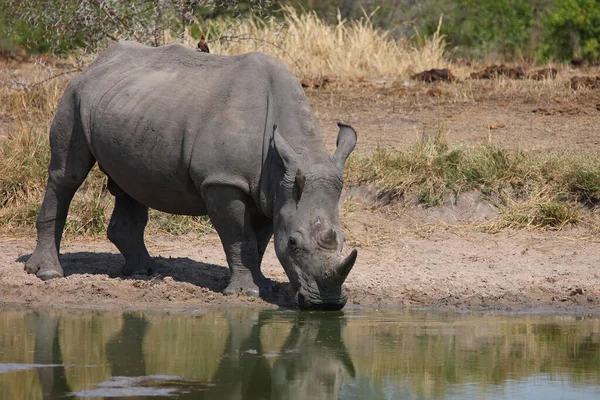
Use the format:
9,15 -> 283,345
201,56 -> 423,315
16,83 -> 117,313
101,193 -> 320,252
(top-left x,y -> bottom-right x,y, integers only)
88,0 -> 141,42
11,69 -> 82,91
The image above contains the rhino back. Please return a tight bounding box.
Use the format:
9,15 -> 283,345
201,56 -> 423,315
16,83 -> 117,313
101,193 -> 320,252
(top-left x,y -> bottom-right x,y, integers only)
72,42 -> 285,215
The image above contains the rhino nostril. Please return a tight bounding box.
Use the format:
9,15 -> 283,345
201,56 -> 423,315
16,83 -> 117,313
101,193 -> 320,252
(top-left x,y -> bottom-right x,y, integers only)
297,292 -> 309,309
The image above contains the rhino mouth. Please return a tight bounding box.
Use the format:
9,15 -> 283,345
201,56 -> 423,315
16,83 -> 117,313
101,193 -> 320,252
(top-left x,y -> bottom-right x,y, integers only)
297,294 -> 347,311
295,286 -> 348,311
289,249 -> 356,310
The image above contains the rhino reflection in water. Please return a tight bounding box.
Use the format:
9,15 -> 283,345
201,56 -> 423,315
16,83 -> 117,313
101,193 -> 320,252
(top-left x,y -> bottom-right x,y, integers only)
13,310 -> 600,399
207,311 -> 355,399
25,41 -> 358,310
21,311 -> 144,399
23,310 -> 355,399
271,313 -> 356,399
25,312 -> 71,398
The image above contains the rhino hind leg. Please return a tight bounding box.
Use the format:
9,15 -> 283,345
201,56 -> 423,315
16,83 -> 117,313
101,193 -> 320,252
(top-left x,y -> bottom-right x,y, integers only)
25,103 -> 95,281
204,186 -> 271,297
25,100 -> 96,280
106,180 -> 157,276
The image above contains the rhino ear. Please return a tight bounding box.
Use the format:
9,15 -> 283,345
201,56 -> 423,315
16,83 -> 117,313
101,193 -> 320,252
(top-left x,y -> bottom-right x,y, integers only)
295,169 -> 306,200
273,125 -> 298,170
333,122 -> 357,169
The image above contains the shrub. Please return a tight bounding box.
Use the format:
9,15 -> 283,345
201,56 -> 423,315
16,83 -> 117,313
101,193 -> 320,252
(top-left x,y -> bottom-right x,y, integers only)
540,0 -> 600,62
0,0 -> 276,53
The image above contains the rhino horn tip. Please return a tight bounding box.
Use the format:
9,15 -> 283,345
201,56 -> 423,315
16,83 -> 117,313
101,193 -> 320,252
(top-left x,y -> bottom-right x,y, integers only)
336,249 -> 357,282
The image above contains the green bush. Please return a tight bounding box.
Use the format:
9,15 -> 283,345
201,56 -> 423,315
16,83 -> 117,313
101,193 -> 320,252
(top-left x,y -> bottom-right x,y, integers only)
0,0 -> 277,54
290,0 -> 599,62
540,0 -> 600,62
429,0 -> 536,60
2,0 -> 599,63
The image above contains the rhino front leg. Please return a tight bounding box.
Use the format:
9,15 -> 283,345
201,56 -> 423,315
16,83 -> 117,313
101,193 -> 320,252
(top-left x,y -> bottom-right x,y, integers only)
107,181 -> 157,276
253,215 -> 273,267
204,186 -> 271,297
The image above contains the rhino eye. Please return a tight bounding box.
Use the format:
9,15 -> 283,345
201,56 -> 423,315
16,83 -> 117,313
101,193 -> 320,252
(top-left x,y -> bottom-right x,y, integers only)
288,237 -> 297,247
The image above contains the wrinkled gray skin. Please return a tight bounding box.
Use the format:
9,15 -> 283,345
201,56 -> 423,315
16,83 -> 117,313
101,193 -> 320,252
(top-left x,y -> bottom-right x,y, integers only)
25,41 -> 358,310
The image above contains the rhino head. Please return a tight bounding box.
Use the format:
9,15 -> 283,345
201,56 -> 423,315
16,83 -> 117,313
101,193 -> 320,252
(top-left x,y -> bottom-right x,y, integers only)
272,123 -> 357,310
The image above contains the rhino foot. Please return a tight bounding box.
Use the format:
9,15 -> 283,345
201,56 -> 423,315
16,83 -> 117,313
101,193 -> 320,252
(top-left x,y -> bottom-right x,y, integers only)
223,275 -> 272,297
25,253 -> 64,281
121,258 -> 160,277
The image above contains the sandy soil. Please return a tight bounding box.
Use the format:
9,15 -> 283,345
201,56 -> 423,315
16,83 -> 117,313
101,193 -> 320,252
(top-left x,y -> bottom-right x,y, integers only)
1,204 -> 599,313
1,61 -> 600,313
312,80 -> 600,153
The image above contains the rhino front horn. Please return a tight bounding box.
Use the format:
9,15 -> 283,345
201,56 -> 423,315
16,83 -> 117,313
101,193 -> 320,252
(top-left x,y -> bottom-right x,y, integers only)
334,249 -> 357,284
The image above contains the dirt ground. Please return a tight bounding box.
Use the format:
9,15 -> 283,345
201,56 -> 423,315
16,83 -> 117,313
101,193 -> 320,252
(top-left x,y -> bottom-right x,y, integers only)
1,62 -> 600,313
312,78 -> 600,153
1,214 -> 599,313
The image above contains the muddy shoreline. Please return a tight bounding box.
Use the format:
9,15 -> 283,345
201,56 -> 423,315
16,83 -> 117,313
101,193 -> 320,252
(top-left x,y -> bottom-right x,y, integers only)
2,221 -> 599,315
2,63 -> 600,316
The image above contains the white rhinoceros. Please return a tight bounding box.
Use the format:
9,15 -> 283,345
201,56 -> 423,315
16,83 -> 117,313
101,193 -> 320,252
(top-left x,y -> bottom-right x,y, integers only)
25,41 -> 358,310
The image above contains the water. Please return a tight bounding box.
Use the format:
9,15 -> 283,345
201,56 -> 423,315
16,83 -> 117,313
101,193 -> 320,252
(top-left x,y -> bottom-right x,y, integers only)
0,308 -> 599,399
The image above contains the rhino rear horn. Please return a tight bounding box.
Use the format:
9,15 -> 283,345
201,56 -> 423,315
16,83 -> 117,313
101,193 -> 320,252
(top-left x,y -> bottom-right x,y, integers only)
317,228 -> 337,250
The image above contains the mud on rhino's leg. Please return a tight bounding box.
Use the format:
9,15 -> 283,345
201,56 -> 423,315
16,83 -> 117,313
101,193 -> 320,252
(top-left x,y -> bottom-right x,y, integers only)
25,106 -> 95,280
204,186 -> 271,297
106,179 -> 157,276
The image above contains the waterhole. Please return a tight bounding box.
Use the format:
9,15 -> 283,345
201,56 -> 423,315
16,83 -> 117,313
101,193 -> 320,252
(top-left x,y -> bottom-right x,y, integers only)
1,308 -> 599,399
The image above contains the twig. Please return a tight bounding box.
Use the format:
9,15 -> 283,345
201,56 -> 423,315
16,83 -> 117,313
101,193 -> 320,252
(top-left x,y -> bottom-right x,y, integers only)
31,56 -> 55,75
209,34 -> 304,76
89,0 -> 141,43
13,69 -> 82,91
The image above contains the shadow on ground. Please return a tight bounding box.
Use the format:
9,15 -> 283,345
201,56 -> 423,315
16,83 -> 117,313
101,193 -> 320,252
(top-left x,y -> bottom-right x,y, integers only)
16,253 -> 295,308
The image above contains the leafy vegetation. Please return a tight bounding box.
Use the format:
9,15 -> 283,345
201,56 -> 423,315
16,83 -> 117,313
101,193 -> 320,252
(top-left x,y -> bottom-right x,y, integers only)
291,0 -> 599,62
0,0 -> 277,53
2,0 -> 599,61
541,0 -> 600,62
427,0 -> 537,60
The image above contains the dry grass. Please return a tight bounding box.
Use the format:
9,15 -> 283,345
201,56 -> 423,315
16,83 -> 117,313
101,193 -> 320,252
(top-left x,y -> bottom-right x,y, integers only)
478,71 -> 588,105
345,128 -> 600,230
196,7 -> 447,79
412,66 -> 582,105
1,10 -> 599,236
494,194 -> 581,230
1,70 -> 599,236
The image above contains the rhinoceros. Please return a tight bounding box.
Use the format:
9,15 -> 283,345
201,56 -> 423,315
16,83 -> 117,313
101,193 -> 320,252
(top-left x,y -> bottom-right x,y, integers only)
25,41 -> 358,310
